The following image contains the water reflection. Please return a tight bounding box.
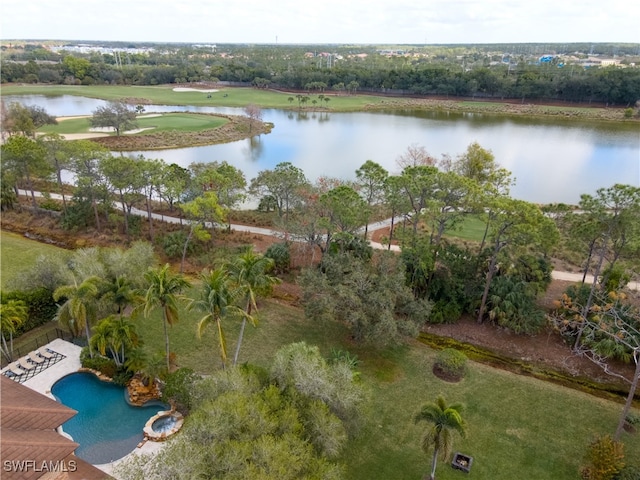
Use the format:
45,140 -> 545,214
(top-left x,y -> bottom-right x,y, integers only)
4,94 -> 639,205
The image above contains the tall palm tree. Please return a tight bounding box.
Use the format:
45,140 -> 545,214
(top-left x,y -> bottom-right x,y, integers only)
189,267 -> 247,370
227,249 -> 280,366
54,276 -> 102,358
414,395 -> 467,480
141,264 -> 191,371
0,300 -> 28,362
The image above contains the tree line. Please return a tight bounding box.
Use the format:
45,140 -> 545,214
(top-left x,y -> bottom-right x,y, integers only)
3,43 -> 640,105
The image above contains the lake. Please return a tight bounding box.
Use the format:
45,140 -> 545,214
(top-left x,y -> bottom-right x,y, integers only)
5,94 -> 639,205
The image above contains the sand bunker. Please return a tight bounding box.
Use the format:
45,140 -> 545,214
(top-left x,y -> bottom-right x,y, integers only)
173,87 -> 219,93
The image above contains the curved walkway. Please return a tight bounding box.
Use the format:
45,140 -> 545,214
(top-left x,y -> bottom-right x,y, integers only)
16,190 -> 639,291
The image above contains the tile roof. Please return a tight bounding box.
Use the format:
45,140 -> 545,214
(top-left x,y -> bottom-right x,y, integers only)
1,375 -> 112,480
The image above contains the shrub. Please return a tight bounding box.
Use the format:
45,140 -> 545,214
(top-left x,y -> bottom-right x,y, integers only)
162,368 -> 199,413
80,347 -> 118,378
580,434 -> 625,480
433,348 -> 468,381
265,242 -> 290,274
429,300 -> 462,324
112,368 -> 134,387
2,288 -> 58,335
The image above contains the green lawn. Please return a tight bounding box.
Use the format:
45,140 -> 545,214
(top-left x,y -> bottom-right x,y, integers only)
134,296 -> 640,480
38,112 -> 227,136
0,231 -> 69,289
2,84 -> 398,111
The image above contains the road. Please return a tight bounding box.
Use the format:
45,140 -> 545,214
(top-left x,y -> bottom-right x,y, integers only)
15,190 -> 639,291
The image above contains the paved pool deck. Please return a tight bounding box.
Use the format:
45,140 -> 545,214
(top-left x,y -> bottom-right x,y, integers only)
2,338 -> 168,478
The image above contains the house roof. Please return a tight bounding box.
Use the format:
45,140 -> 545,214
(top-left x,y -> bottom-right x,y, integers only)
1,376 -> 113,480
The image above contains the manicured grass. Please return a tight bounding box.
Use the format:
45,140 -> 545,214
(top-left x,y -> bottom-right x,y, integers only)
2,84 -> 399,112
38,112 -> 227,136
0,230 -> 69,289
135,295 -> 640,480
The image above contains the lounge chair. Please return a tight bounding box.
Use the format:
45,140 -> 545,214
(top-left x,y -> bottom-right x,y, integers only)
28,351 -> 46,364
3,362 -> 27,381
17,358 -> 36,372
37,348 -> 56,360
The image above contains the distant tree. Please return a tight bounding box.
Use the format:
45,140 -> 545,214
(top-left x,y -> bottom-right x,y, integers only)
0,135 -> 50,206
249,162 -> 309,220
396,143 -> 437,169
90,99 -> 137,136
414,395 -> 467,480
243,104 -> 263,134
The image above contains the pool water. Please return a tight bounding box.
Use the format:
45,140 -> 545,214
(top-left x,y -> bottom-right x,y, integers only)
152,415 -> 177,433
51,372 -> 167,464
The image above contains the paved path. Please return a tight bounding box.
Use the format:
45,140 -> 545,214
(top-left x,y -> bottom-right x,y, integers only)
16,190 -> 639,291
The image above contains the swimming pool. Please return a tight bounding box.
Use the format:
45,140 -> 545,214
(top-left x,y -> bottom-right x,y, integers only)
51,372 -> 167,464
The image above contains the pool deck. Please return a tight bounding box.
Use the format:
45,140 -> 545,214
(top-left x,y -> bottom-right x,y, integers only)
11,338 -> 168,478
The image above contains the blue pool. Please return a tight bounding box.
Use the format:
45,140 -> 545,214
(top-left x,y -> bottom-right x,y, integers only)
51,372 -> 167,464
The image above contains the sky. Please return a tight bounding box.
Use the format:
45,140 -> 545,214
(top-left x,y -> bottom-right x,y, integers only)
1,0 -> 638,45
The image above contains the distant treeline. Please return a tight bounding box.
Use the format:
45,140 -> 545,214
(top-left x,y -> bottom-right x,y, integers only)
2,43 -> 640,105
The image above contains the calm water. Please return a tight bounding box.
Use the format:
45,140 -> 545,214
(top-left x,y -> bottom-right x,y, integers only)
51,372 -> 167,464
6,94 -> 639,205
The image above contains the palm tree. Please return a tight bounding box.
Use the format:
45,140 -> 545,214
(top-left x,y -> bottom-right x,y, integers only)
414,395 -> 467,480
189,267 -> 246,370
141,264 -> 191,371
54,276 -> 102,358
0,300 -> 28,362
90,315 -> 139,366
227,249 -> 280,365
101,275 -> 141,317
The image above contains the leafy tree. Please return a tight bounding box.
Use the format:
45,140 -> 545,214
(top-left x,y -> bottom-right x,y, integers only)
1,135 -> 50,206
189,161 -> 247,212
158,163 -> 190,212
141,264 -> 191,370
190,267 -> 247,370
249,161 -> 308,220
355,160 -> 388,238
414,394 -> 467,480
476,197 -> 556,324
300,251 -> 430,345
66,140 -> 111,231
1,102 -> 57,137
90,99 -> 137,136
178,191 -> 226,273
227,249 -> 280,366
100,154 -> 144,236
39,133 -> 71,211
0,300 -> 28,362
319,185 -> 369,252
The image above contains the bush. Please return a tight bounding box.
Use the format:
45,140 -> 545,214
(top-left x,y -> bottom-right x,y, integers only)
433,348 -> 468,381
112,368 -> 134,387
580,434 -> 625,480
265,242 -> 290,274
2,288 -> 58,335
80,347 -> 118,378
429,300 -> 462,324
162,368 -> 199,413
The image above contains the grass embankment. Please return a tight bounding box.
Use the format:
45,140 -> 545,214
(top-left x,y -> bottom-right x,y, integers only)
36,112 -> 268,151
2,232 -> 638,479
0,230 -> 69,289
2,84 -> 634,122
